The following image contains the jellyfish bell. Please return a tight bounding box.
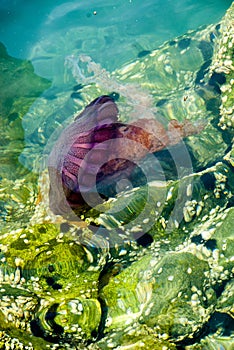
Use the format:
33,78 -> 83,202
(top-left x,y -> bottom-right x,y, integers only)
48,95 -> 120,217
48,95 -> 202,219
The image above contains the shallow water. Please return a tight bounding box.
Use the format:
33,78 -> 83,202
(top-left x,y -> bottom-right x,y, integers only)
0,1 -> 234,349
0,0 -> 232,73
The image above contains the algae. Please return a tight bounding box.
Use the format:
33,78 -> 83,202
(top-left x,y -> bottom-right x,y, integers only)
0,42 -> 51,180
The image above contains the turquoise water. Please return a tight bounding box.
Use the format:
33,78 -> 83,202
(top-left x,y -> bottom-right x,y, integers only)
0,0 -> 232,75
0,1 -> 234,349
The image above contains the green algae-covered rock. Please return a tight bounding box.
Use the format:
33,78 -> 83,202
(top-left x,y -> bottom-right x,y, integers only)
100,251 -> 212,339
0,175 -> 38,232
210,2 -> 234,130
139,253 -> 213,337
186,335 -> 234,350
0,42 -> 51,119
0,43 -> 51,180
92,324 -> 177,350
0,222 -> 107,343
216,278 -> 234,317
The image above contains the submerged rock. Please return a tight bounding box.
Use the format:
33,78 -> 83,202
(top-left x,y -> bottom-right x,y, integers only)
209,4 -> 234,130
0,42 -> 51,180
0,42 -> 50,119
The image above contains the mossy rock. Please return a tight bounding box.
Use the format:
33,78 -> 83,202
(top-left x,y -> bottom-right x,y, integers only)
0,42 -> 51,118
0,43 -> 51,180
